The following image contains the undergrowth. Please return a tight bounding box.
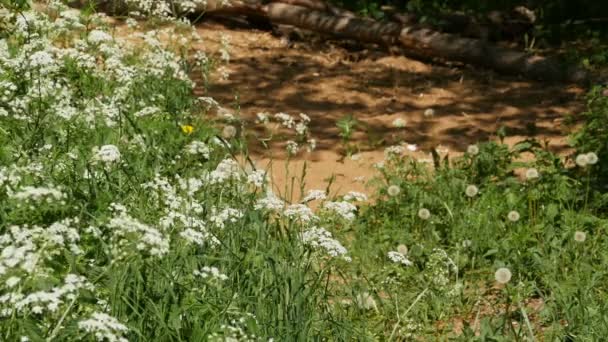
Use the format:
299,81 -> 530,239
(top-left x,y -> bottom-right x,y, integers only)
1,1 -> 608,341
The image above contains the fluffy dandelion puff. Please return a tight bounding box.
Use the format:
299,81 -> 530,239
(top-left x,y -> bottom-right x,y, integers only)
467,144 -> 479,155
575,154 -> 589,167
574,231 -> 586,243
494,267 -> 512,284
222,125 -> 237,139
507,210 -> 520,222
424,108 -> 435,117
387,185 -> 401,197
465,185 -> 478,197
586,152 -> 598,165
397,244 -> 408,255
418,208 -> 431,220
525,168 -> 539,180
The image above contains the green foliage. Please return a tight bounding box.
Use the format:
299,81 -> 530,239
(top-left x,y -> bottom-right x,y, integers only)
2,3 -> 608,341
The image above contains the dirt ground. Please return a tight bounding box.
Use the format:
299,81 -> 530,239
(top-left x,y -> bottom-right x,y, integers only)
191,20 -> 585,197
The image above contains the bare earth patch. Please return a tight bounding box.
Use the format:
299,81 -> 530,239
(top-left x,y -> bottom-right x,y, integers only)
192,20 -> 584,196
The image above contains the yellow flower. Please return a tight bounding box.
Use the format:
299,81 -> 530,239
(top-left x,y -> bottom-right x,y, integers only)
181,125 -> 194,135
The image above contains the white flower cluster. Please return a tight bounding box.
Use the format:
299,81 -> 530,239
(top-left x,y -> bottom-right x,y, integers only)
185,141 -> 211,158
203,158 -> 241,185
387,251 -> 412,266
91,145 -> 121,166
301,189 -> 327,203
284,204 -> 318,223
342,191 -> 368,202
142,176 -> 218,247
1,274 -> 93,317
301,227 -> 351,261
78,312 -> 129,342
254,191 -> 285,211
246,169 -> 266,187
10,185 -> 66,203
194,266 -> 228,281
107,211 -> 170,258
209,207 -> 243,229
322,201 -> 357,221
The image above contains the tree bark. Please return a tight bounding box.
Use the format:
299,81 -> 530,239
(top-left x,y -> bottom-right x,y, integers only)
72,0 -> 588,83
264,3 -> 587,83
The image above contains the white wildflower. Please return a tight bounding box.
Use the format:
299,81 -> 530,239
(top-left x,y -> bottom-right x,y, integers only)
301,227 -> 350,261
87,30 -> 113,44
343,191 -> 367,202
286,140 -> 298,156
302,189 -> 327,203
284,204 -> 317,223
246,170 -> 266,187
255,191 -> 285,211
78,312 -> 128,342
323,201 -> 357,221
91,145 -> 121,165
185,141 -> 211,158
194,266 -> 228,281
387,251 -> 412,266
424,108 -> 435,117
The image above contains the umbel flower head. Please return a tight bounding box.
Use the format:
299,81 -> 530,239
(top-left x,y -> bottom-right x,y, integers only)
494,267 -> 512,284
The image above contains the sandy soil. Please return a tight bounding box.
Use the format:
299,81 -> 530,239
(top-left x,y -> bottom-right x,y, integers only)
191,20 -> 585,197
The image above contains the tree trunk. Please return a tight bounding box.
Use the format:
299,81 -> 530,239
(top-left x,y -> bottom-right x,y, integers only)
72,0 -> 588,83
264,3 -> 587,83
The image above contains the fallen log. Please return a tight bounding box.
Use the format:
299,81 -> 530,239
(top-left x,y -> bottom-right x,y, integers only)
72,0 -> 588,83
264,3 -> 587,83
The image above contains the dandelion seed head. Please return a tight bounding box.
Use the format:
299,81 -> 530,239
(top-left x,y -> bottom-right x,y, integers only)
418,208 -> 431,220
507,210 -> 520,222
574,231 -> 586,243
465,185 -> 478,197
586,152 -> 598,165
467,144 -> 479,155
387,185 -> 401,197
397,244 -> 408,255
576,153 -> 589,167
222,125 -> 237,139
494,267 -> 512,284
525,168 -> 539,180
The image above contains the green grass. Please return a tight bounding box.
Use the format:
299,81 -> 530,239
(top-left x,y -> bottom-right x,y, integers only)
1,2 -> 608,341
